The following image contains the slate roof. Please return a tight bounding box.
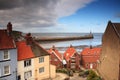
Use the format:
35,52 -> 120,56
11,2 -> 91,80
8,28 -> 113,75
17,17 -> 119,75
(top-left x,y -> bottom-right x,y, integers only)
110,22 -> 120,38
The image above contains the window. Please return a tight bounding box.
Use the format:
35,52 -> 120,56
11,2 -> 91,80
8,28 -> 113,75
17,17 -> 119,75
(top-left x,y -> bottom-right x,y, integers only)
86,63 -> 89,68
24,70 -> 32,79
39,57 -> 44,63
54,58 -> 58,61
39,67 -> 44,73
4,65 -> 10,75
3,50 -> 10,60
24,59 -> 31,67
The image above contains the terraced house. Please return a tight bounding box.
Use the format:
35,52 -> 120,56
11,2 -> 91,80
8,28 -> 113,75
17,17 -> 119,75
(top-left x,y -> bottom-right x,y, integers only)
64,45 -> 80,70
17,33 -> 56,80
81,47 -> 101,69
98,21 -> 120,80
0,22 -> 17,80
48,46 -> 63,69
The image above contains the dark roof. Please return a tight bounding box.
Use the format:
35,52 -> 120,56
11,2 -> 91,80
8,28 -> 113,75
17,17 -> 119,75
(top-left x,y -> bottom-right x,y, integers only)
0,30 -> 16,50
31,41 -> 49,57
109,21 -> 120,38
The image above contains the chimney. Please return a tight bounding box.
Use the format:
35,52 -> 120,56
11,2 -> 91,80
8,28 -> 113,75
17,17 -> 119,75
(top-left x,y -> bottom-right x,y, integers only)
70,44 -> 73,48
25,33 -> 33,45
7,22 -> 12,35
52,45 -> 55,51
90,45 -> 92,49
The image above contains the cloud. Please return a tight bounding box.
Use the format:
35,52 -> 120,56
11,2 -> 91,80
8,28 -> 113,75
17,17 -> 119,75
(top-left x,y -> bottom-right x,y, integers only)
0,0 -> 94,32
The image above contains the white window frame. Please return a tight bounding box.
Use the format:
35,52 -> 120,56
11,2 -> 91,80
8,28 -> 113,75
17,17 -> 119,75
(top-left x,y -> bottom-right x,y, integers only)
39,57 -> 44,63
39,67 -> 44,73
3,50 -> 10,60
24,59 -> 31,67
24,70 -> 32,79
4,65 -> 10,75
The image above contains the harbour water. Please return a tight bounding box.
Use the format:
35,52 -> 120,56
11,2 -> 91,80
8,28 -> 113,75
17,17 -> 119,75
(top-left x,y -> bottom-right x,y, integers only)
32,33 -> 103,53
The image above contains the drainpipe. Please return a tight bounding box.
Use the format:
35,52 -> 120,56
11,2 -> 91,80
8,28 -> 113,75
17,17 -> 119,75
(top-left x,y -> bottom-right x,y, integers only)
49,55 -> 51,80
16,68 -> 17,80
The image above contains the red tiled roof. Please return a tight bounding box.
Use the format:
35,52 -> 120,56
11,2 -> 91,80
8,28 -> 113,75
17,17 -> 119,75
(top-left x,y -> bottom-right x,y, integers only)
81,48 -> 101,56
82,56 -> 100,63
17,41 -> 34,61
48,47 -> 62,61
64,46 -> 76,61
0,30 -> 16,49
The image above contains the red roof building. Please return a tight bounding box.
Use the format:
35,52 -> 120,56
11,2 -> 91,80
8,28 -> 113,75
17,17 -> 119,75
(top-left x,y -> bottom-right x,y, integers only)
0,30 -> 16,49
48,46 -> 63,68
17,41 -> 34,61
81,47 -> 101,69
64,45 -> 80,70
17,37 -> 49,61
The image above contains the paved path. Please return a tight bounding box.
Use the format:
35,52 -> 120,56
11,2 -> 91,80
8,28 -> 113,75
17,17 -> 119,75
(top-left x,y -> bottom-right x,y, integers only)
69,73 -> 86,80
53,73 -> 69,80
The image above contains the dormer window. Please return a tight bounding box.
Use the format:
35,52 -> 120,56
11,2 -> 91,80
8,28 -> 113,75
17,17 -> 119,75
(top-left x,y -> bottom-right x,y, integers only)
3,50 -> 10,60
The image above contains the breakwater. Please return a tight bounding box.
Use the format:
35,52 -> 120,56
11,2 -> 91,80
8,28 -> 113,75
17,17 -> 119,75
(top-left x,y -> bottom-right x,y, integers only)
35,34 -> 93,42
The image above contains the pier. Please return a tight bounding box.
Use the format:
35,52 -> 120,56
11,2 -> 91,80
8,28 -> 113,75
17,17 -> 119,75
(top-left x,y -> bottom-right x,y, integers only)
35,34 -> 94,42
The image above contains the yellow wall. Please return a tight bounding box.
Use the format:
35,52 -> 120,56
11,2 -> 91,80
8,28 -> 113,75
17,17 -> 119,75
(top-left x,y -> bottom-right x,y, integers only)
34,55 -> 56,80
18,55 -> 56,80
17,59 -> 35,80
50,64 -> 56,78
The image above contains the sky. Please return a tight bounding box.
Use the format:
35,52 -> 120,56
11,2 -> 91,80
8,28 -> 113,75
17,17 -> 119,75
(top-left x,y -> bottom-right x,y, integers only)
0,0 -> 120,33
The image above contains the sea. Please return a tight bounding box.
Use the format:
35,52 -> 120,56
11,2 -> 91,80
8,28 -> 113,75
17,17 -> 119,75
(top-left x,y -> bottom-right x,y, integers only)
32,33 -> 103,53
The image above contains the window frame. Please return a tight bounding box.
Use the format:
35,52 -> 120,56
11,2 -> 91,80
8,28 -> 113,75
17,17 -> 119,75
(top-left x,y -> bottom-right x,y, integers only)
24,70 -> 32,79
4,65 -> 10,75
39,67 -> 44,73
3,50 -> 10,60
39,57 -> 44,63
24,59 -> 31,67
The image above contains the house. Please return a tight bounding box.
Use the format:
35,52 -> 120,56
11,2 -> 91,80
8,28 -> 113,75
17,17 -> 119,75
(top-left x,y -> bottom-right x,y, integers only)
81,46 -> 101,69
64,45 -> 80,70
97,21 -> 120,80
0,22 -> 17,80
17,33 -> 56,80
48,46 -> 63,68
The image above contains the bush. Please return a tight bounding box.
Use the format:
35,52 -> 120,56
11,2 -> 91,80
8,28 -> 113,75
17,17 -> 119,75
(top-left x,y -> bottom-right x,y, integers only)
56,68 -> 69,74
69,70 -> 73,76
84,70 -> 89,75
86,70 -> 102,80
79,70 -> 89,77
93,76 -> 102,80
79,71 -> 84,77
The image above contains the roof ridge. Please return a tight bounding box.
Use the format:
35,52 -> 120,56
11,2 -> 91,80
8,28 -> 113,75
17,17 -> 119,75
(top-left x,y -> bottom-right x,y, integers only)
52,50 -> 62,61
110,21 -> 120,38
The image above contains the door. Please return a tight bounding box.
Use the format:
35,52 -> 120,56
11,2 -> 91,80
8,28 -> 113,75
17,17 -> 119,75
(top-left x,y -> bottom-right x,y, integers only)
90,63 -> 93,69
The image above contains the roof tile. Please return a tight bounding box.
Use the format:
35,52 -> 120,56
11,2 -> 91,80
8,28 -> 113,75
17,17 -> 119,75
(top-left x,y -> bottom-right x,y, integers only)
0,30 -> 16,49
